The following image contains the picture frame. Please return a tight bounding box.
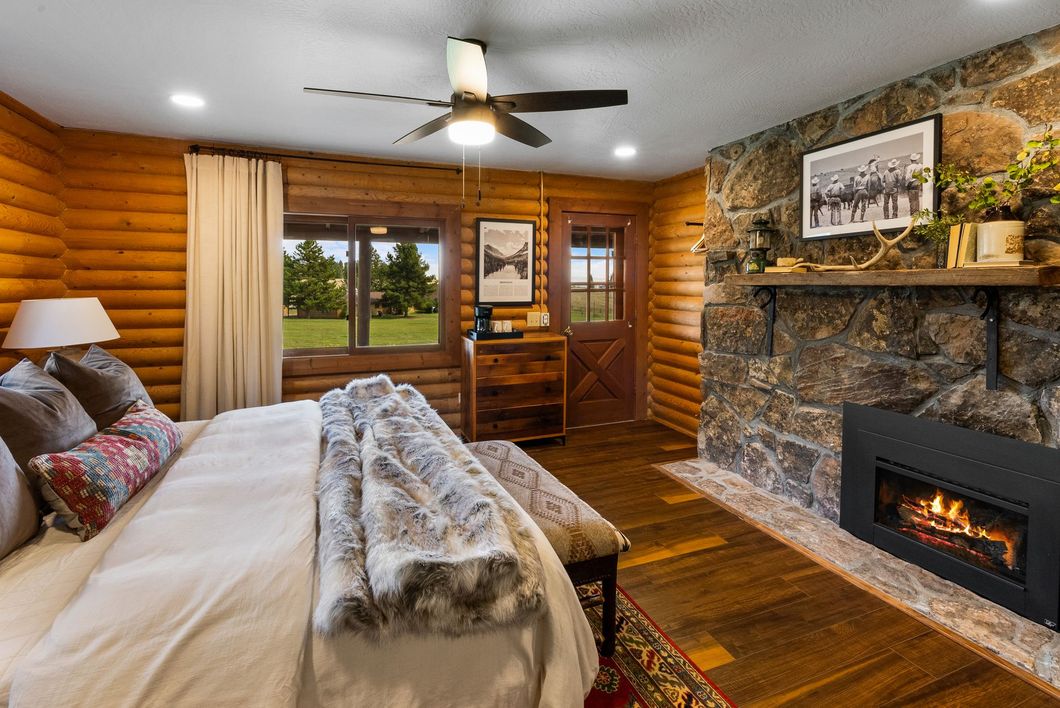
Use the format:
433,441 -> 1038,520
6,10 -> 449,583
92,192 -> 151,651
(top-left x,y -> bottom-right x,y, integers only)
801,114 -> 941,240
475,217 -> 536,306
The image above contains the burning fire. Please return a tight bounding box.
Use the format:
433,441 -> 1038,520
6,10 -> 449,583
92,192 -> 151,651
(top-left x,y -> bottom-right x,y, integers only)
900,489 -> 1018,569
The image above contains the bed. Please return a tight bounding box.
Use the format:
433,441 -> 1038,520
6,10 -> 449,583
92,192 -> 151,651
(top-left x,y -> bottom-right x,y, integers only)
0,401 -> 598,707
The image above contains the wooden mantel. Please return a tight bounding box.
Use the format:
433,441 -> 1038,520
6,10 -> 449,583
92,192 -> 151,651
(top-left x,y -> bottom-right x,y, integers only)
725,265 -> 1060,288
722,264 -> 1059,391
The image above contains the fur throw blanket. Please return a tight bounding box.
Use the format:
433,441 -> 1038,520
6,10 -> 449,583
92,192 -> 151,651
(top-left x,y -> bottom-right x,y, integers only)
314,375 -> 545,638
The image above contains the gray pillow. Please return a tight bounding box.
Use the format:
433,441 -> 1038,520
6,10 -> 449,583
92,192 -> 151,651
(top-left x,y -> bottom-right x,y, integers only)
0,359 -> 97,472
45,346 -> 153,430
0,437 -> 38,560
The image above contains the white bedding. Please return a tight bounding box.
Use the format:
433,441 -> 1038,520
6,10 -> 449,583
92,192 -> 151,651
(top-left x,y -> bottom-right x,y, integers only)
2,402 -> 597,707
0,420 -> 208,705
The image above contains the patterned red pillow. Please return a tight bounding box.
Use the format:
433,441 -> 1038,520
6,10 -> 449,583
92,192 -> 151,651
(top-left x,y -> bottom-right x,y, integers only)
27,401 -> 182,540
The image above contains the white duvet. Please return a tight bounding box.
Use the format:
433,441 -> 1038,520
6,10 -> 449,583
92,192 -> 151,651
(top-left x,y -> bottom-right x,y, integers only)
4,401 -> 597,707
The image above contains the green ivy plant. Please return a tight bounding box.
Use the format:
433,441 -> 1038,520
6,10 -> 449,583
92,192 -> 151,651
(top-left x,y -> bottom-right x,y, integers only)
911,126 -> 1060,242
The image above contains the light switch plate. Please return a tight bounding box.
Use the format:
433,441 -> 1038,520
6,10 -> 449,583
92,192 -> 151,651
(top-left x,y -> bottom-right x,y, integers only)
526,311 -> 541,327
541,312 -> 550,327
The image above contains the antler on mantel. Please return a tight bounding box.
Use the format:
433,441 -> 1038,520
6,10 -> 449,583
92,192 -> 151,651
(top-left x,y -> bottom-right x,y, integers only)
801,220 -> 917,272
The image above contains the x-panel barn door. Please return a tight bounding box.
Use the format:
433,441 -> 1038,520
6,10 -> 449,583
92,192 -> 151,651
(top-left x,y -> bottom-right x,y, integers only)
550,206 -> 645,428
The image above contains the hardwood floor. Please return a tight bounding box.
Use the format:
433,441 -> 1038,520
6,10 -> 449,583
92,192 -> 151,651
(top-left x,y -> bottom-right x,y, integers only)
523,421 -> 1059,707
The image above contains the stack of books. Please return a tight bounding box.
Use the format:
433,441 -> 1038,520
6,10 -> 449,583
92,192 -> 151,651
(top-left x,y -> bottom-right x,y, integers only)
943,223 -> 976,268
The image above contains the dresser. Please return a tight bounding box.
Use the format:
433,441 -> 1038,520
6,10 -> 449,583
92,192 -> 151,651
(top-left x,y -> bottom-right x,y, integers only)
460,333 -> 567,443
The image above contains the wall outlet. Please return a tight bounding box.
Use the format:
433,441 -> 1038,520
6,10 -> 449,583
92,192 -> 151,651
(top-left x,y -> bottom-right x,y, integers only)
540,312 -> 550,327
526,311 -> 541,327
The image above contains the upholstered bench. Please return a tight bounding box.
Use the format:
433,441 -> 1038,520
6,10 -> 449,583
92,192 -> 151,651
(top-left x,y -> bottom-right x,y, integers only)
467,440 -> 630,656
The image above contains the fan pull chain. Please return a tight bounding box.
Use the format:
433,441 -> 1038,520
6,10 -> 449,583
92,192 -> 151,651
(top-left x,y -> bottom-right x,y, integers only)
461,144 -> 466,209
477,148 -> 482,205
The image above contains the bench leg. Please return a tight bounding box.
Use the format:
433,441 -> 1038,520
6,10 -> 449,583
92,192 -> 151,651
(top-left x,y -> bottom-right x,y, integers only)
600,557 -> 618,657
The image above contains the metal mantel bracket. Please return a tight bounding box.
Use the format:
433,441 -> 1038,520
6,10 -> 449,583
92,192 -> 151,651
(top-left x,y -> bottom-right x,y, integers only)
753,286 -> 777,357
974,286 -> 1000,391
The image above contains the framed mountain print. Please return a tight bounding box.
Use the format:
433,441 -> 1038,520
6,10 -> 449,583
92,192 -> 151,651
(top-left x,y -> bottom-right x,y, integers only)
475,218 -> 536,306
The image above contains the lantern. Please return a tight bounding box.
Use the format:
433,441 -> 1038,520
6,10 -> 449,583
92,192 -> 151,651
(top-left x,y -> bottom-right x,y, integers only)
744,217 -> 777,274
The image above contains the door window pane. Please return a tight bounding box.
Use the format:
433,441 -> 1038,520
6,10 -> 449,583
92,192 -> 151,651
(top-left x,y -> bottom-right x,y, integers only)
590,228 -> 607,257
570,290 -> 588,323
571,229 -> 588,257
589,293 -> 608,322
569,258 -> 588,286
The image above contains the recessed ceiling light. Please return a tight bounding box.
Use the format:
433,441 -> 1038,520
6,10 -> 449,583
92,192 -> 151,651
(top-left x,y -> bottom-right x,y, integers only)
170,93 -> 205,109
614,145 -> 636,158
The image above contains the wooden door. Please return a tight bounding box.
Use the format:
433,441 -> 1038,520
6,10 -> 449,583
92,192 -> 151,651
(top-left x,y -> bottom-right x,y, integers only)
553,212 -> 638,427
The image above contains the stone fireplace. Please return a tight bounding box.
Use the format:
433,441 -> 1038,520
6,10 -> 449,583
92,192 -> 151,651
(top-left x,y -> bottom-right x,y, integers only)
697,26 -> 1060,523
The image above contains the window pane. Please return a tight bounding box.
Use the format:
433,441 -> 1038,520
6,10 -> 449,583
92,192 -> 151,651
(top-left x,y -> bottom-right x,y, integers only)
589,292 -> 608,322
570,258 -> 588,285
570,290 -> 588,323
590,258 -> 608,285
357,224 -> 440,348
590,228 -> 607,257
283,216 -> 350,352
571,228 -> 588,257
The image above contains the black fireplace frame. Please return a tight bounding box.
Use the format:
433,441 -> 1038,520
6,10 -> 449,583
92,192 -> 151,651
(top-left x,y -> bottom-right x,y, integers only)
840,403 -> 1060,630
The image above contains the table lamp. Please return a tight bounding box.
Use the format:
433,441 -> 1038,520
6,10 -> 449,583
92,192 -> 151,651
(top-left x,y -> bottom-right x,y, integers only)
2,297 -> 119,356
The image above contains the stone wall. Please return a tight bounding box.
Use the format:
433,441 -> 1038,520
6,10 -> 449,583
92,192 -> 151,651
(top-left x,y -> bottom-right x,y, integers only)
698,25 -> 1060,522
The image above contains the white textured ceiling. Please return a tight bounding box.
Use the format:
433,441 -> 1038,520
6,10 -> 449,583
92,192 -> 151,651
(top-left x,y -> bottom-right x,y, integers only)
1,1 -> 1058,180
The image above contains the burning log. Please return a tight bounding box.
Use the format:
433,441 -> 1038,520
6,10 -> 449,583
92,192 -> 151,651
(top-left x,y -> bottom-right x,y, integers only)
896,499 -> 1014,570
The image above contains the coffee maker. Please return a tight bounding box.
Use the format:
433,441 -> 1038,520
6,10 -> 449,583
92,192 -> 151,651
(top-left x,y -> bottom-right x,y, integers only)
473,305 -> 493,333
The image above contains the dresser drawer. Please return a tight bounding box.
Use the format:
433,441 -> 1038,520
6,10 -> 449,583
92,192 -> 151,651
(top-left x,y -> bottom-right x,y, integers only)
474,404 -> 564,441
475,377 -> 564,410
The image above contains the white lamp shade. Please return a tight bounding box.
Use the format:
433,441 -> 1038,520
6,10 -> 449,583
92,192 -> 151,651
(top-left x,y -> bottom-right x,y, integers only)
3,298 -> 119,349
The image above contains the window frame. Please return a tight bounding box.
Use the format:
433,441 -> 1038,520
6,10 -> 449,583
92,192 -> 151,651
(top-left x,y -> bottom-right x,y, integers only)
281,201 -> 461,375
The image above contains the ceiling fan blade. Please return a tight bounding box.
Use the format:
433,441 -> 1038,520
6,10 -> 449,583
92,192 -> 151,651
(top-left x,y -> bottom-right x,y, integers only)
490,89 -> 628,113
304,87 -> 451,108
446,37 -> 488,102
494,112 -> 551,148
393,113 -> 453,145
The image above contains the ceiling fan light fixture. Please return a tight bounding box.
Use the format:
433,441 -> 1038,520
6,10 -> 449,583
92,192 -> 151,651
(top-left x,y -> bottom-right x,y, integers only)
448,119 -> 495,146
447,103 -> 496,146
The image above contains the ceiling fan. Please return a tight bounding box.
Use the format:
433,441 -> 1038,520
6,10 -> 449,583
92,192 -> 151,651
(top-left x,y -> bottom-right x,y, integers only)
304,36 -> 628,148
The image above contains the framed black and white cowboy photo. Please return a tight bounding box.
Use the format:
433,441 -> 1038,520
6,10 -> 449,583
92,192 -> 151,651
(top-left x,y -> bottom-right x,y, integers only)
801,114 -> 941,240
475,217 -> 536,306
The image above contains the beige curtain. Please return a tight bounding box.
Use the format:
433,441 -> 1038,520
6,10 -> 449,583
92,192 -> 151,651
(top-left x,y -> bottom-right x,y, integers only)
181,154 -> 284,420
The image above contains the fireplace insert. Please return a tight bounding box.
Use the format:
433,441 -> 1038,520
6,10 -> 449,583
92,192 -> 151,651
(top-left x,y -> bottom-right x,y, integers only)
841,404 -> 1060,630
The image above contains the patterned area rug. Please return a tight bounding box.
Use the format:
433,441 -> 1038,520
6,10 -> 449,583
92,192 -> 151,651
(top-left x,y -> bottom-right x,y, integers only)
582,585 -> 733,708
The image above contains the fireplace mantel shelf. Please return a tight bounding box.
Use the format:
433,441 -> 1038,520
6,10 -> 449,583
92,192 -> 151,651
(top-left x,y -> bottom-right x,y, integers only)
725,265 -> 1060,288
722,265 -> 1059,391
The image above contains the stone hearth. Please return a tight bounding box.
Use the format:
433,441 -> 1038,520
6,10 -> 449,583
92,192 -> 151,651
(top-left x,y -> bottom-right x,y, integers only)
660,458 -> 1060,690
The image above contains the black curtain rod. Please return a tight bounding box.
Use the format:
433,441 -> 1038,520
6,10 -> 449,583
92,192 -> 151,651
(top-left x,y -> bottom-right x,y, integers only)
188,144 -> 462,174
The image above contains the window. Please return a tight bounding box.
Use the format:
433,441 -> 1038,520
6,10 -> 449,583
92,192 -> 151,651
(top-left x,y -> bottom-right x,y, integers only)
569,224 -> 624,323
282,214 -> 443,355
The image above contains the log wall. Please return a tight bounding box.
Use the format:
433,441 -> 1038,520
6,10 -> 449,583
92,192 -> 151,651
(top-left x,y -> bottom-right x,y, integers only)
1,90 -> 704,433
0,95 -> 655,426
59,129 -> 188,419
0,94 -> 66,371
646,167 -> 706,438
